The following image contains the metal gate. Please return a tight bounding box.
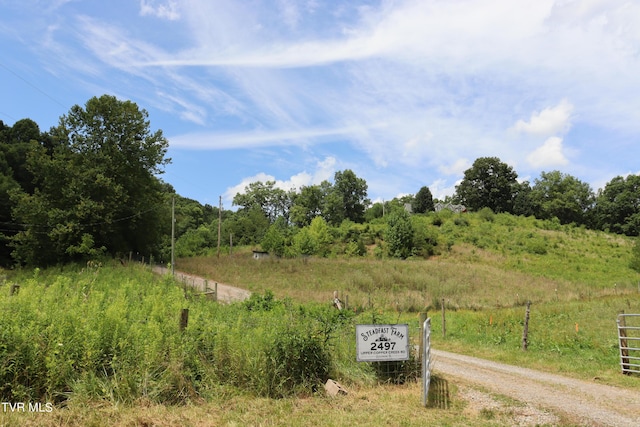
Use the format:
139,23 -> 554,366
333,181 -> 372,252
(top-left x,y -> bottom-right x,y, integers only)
617,313 -> 640,375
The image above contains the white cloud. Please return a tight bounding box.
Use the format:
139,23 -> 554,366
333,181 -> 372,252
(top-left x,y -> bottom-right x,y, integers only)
513,99 -> 574,136
439,158 -> 471,176
169,126 -> 362,150
224,156 -> 337,204
140,0 -> 180,21
526,136 -> 568,168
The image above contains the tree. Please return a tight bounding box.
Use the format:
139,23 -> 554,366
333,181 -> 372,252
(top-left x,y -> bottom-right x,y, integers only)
290,184 -> 324,227
412,186 -> 434,213
530,171 -> 595,226
385,209 -> 414,258
261,224 -> 286,257
593,174 -> 640,236
233,181 -> 292,223
10,95 -> 170,265
332,169 -> 369,224
455,157 -> 519,213
225,205 -> 270,246
512,181 -> 535,217
364,202 -> 384,221
308,216 -> 332,257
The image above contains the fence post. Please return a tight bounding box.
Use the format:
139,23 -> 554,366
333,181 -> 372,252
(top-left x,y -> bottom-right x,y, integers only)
441,298 -> 446,338
522,301 -> 531,351
422,317 -> 432,407
419,312 -> 427,360
180,308 -> 189,331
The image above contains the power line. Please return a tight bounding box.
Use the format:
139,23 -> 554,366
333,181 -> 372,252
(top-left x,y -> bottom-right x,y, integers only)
0,61 -> 68,109
0,202 -> 170,232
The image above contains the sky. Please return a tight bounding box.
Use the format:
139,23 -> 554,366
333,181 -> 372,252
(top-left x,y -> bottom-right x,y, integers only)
1,0 -> 639,209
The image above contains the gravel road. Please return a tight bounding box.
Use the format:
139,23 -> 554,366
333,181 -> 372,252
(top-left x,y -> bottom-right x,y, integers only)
432,349 -> 640,426
151,266 -> 251,303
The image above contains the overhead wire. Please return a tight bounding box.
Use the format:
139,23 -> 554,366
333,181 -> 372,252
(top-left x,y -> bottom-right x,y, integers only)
0,61 -> 68,110
0,200 -> 172,233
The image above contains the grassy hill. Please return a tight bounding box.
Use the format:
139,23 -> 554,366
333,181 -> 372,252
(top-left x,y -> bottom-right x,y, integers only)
178,211 -> 639,311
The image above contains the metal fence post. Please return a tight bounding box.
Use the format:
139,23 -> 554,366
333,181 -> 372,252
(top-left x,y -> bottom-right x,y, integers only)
422,317 -> 431,407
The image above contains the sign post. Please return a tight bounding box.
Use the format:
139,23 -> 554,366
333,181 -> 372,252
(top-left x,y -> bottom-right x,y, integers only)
356,324 -> 410,362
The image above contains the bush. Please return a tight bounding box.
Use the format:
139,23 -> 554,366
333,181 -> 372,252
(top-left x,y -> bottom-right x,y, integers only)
478,207 -> 495,222
264,330 -> 331,397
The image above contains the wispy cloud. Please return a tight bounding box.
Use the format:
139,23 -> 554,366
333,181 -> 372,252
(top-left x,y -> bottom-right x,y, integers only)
169,125 -> 370,150
4,0 -> 640,203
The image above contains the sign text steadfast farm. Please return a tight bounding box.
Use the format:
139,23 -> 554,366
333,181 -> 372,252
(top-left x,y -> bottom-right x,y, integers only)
356,324 -> 409,362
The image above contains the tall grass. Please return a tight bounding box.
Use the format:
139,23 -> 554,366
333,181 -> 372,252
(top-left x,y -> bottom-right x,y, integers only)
0,263 -> 375,405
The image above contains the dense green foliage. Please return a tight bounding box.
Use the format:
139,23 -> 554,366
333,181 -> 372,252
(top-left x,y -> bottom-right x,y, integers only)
1,96 -> 170,267
455,157 -> 519,213
0,264 -> 371,404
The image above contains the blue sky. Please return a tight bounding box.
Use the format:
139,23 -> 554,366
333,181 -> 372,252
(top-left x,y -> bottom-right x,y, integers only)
1,0 -> 639,209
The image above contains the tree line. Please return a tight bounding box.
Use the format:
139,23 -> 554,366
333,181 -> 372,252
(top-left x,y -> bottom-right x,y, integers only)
1,95 -> 639,266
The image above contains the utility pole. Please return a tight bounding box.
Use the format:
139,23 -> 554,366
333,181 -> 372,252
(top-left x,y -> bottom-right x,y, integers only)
217,195 -> 222,258
171,195 -> 175,276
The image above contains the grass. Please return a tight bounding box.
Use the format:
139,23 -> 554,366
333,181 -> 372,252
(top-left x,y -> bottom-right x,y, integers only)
1,382 -> 510,427
173,213 -> 640,391
3,211 -> 640,426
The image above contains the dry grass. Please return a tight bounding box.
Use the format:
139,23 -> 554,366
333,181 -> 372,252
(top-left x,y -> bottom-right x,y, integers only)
2,382 -> 509,427
175,242 -> 634,312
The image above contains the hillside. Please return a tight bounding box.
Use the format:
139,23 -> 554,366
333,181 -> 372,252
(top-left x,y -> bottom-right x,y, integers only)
177,211 -> 639,311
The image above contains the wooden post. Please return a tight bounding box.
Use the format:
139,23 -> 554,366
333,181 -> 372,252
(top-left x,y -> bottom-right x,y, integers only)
180,308 -> 189,331
522,301 -> 531,351
214,282 -> 218,302
441,298 -> 446,338
230,234 -> 233,256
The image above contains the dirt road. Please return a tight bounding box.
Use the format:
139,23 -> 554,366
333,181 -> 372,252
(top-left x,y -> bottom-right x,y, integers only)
432,349 -> 640,426
152,266 -> 251,303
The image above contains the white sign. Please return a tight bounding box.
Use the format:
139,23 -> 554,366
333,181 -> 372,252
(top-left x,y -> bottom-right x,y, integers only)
356,324 -> 409,362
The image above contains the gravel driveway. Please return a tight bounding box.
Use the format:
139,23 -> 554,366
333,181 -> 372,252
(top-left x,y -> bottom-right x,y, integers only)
151,266 -> 251,303
432,349 -> 640,426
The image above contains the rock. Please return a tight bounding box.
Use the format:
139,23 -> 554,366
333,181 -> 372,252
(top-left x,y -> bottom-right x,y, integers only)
324,379 -> 348,397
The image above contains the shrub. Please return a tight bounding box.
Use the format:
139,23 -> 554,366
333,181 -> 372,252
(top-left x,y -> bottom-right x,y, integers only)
264,329 -> 331,397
